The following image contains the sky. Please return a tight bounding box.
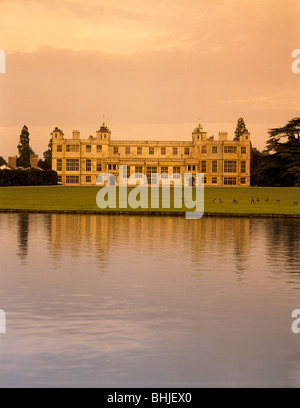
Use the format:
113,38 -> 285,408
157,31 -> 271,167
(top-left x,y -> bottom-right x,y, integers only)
0,0 -> 299,158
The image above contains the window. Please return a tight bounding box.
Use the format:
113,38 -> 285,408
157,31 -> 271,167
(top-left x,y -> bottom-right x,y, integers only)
113,164 -> 117,171
137,147 -> 142,155
86,145 -> 91,153
173,167 -> 181,179
114,147 -> 119,155
201,161 -> 207,173
66,159 -> 79,171
57,175 -> 62,183
86,159 -> 92,172
161,167 -> 168,179
188,165 -> 191,171
97,160 -> 102,173
108,164 -> 112,170
86,176 -> 91,183
146,167 -> 158,184
203,177 -> 207,184
66,176 -> 79,184
185,148 -> 190,155
56,159 -> 62,172
193,165 -> 196,171
224,177 -> 237,185
97,145 -> 102,153
224,146 -> 237,154
212,146 -> 218,154
202,146 -> 207,154
161,147 -> 166,155
173,147 -> 178,155
212,177 -> 218,184
57,145 -> 62,152
149,147 -> 154,155
66,145 -> 79,152
241,161 -> 246,173
125,147 -> 131,155
224,161 -> 237,173
241,147 -> 247,154
212,161 -> 218,173
241,177 -> 246,184
135,166 -> 143,178
123,166 -> 131,179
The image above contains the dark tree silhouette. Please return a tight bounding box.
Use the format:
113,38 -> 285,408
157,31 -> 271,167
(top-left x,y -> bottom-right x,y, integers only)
234,117 -> 249,141
267,116 -> 300,186
17,126 -> 34,168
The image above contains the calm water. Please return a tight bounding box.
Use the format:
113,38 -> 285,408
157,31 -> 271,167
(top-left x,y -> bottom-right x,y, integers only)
0,213 -> 300,387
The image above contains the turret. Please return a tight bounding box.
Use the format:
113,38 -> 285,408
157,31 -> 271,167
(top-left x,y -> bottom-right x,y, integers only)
192,121 -> 207,143
96,120 -> 111,144
51,127 -> 64,141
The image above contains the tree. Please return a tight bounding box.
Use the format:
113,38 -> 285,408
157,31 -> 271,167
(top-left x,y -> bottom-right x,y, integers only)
17,126 -> 34,168
267,116 -> 300,186
0,156 -> 7,166
38,138 -> 52,170
234,118 -> 249,141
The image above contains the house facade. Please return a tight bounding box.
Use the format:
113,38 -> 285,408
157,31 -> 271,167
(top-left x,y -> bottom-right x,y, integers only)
51,121 -> 251,186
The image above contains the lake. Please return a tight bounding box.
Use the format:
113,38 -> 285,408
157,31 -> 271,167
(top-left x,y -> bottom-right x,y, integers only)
0,213 -> 300,387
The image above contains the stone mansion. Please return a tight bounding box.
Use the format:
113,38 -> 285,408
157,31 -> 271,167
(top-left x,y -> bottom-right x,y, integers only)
51,121 -> 251,186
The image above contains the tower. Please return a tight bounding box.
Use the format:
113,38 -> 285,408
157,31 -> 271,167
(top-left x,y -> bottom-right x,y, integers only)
192,120 -> 207,143
96,120 -> 111,144
51,127 -> 64,141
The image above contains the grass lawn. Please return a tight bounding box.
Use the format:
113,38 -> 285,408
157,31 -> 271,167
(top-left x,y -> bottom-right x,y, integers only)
0,186 -> 300,216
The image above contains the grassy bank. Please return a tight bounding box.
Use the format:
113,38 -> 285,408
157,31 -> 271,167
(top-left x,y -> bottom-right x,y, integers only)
0,186 -> 300,216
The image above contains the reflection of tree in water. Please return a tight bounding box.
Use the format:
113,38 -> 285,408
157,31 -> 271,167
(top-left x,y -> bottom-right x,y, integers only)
18,213 -> 29,261
233,218 -> 251,279
265,219 -> 300,274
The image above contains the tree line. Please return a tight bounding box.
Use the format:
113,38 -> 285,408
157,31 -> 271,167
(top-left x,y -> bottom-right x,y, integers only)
232,116 -> 300,187
1,117 -> 300,187
0,126 -> 57,186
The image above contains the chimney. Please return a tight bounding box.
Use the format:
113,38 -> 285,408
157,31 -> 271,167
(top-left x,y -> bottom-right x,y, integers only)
73,130 -> 80,140
218,132 -> 228,141
8,156 -> 17,168
30,154 -> 39,169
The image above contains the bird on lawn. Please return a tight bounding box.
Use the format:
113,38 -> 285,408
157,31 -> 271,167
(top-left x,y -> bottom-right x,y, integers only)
250,197 -> 255,204
219,198 -> 223,204
211,198 -> 217,203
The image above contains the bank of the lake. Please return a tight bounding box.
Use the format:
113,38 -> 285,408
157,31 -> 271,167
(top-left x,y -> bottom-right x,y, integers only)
0,186 -> 300,217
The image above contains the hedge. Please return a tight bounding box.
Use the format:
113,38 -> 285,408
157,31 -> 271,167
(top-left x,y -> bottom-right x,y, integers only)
0,169 -> 58,186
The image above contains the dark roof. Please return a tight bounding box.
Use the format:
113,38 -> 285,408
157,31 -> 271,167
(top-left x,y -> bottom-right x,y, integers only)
52,127 -> 64,135
98,122 -> 111,133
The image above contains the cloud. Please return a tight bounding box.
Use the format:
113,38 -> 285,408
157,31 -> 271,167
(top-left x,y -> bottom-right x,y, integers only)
1,0 -> 299,54
0,0 -> 299,157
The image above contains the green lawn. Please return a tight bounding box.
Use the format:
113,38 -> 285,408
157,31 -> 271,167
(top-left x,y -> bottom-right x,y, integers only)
0,186 -> 300,216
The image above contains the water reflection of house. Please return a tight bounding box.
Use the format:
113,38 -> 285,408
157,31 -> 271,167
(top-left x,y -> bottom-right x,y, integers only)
50,214 -> 250,277
50,214 -> 111,262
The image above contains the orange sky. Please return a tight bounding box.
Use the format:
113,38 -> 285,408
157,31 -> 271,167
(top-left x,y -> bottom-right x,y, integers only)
0,0 -> 299,158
